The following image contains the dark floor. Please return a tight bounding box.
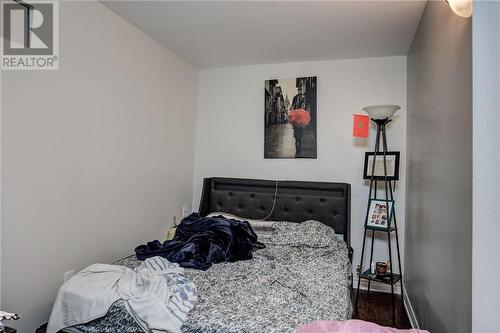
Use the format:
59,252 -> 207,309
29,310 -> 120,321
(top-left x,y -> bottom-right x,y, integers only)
354,289 -> 412,329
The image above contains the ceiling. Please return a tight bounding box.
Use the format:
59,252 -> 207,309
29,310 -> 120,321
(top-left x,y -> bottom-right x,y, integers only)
102,1 -> 427,69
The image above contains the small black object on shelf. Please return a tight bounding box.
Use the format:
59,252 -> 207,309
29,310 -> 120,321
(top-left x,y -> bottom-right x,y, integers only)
354,117 -> 404,324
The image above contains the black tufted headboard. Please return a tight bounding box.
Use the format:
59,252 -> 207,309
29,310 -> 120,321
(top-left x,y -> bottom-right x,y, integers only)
198,177 -> 351,247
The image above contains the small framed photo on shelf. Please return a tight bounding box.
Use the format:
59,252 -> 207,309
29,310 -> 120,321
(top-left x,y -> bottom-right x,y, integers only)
365,199 -> 395,231
363,151 -> 400,181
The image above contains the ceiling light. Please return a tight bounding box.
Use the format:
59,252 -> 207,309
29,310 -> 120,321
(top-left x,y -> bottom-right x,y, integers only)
447,0 -> 472,18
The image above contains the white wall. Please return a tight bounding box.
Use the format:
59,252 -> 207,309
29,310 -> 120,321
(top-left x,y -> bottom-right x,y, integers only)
1,2 -> 198,331
472,1 -> 500,331
193,56 -> 407,281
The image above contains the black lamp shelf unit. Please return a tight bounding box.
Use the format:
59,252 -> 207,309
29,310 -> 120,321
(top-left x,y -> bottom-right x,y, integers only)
358,269 -> 402,285
354,117 -> 404,324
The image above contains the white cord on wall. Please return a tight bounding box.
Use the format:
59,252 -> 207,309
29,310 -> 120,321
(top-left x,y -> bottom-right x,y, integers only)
262,180 -> 279,220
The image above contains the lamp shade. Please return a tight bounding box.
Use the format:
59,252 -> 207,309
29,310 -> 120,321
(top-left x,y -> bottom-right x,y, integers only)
362,105 -> 401,120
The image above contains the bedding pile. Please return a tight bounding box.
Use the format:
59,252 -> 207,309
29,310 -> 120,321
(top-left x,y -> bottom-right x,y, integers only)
70,219 -> 352,333
47,257 -> 197,333
135,213 -> 265,270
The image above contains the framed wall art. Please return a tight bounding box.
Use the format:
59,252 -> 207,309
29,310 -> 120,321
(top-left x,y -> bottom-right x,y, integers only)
365,199 -> 395,231
264,76 -> 317,159
363,151 -> 400,181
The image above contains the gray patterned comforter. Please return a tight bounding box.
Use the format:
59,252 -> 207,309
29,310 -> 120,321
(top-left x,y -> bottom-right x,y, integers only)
68,220 -> 352,333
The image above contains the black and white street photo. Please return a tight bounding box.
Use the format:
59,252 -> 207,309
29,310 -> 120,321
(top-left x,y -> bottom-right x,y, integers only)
264,77 -> 317,158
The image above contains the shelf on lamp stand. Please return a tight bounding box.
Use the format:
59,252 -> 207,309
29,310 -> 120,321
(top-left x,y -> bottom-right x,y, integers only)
354,117 -> 404,324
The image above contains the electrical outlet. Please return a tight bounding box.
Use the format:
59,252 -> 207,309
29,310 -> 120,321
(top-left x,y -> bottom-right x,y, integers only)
182,205 -> 189,218
64,269 -> 75,283
356,265 -> 361,273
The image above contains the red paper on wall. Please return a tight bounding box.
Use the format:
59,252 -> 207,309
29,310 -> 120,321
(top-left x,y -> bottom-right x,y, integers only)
353,114 -> 369,138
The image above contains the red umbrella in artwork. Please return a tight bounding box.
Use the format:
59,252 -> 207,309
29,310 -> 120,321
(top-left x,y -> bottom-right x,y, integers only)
288,108 -> 311,128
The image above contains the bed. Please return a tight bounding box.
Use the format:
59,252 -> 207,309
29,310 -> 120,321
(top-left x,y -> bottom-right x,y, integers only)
60,177 -> 353,333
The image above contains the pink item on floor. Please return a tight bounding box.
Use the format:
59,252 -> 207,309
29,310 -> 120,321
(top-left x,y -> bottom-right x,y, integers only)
296,320 -> 429,333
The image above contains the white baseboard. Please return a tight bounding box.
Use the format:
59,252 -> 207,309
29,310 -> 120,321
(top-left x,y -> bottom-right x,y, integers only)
402,284 -> 420,329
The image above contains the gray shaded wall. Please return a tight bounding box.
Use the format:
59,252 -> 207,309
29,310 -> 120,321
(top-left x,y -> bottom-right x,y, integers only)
1,2 -> 198,331
405,1 -> 472,332
472,2 -> 500,331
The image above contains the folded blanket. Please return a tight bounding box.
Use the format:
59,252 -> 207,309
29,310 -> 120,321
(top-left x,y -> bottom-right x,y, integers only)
47,257 -> 197,333
135,213 -> 265,270
297,320 -> 429,333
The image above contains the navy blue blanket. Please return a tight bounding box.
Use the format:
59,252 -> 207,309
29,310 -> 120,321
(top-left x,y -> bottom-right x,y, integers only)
135,213 -> 265,270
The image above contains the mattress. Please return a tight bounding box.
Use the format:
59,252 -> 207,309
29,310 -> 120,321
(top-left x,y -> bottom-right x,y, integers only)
67,221 -> 352,333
